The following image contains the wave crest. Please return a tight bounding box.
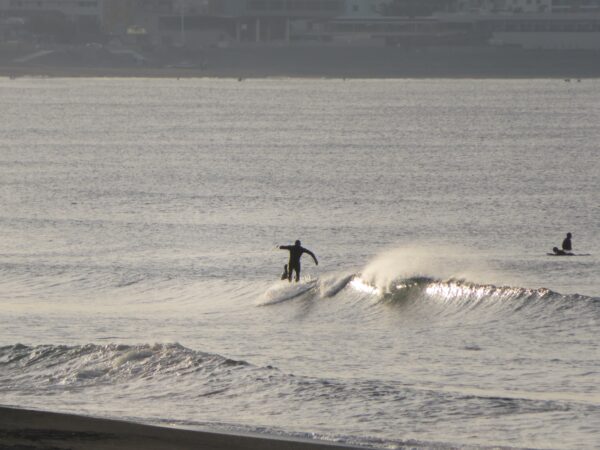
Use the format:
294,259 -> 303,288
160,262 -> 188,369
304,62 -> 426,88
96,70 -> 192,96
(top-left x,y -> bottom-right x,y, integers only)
353,276 -> 600,319
0,343 -> 250,390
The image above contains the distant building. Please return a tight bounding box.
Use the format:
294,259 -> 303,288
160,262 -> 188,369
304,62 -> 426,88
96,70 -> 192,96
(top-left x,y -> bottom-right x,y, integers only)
449,0 -> 600,14
552,0 -> 600,13
0,0 -> 102,21
101,0 -> 600,50
102,0 -> 136,37
345,0 -> 391,16
0,15 -> 26,42
483,13 -> 600,49
102,0 -> 393,47
124,0 -> 352,47
2,0 -> 599,50
0,0 -> 102,43
218,0 -> 346,17
453,0 -> 552,14
436,1 -> 600,49
384,0 -> 600,15
301,0 -> 600,48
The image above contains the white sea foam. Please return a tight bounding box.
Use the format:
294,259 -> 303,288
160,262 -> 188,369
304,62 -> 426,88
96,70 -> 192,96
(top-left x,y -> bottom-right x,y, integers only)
360,245 -> 500,292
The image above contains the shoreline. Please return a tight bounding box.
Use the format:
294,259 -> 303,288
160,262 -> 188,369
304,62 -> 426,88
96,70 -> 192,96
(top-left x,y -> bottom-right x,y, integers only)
0,405 -> 377,450
3,46 -> 600,79
2,65 -> 598,80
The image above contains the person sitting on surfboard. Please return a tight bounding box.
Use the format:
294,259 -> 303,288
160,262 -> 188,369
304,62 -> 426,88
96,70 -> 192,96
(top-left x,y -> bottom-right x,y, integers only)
279,240 -> 318,282
562,232 -> 572,252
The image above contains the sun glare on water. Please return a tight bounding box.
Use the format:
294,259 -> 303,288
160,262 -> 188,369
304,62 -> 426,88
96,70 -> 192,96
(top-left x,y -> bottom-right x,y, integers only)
350,278 -> 381,295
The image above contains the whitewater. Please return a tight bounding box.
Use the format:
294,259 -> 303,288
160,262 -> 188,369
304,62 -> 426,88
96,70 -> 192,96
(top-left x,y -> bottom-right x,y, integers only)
0,77 -> 599,449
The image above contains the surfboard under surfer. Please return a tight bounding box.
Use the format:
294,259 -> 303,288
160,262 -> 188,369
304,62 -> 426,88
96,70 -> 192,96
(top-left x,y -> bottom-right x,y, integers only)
279,240 -> 318,282
552,247 -> 572,256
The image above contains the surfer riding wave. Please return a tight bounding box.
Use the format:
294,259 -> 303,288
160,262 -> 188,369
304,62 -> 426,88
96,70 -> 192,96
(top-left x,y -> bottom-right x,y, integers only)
279,240 -> 318,282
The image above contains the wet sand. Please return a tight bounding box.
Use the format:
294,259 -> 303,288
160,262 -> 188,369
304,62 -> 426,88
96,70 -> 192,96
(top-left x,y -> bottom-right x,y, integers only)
0,406 -> 374,450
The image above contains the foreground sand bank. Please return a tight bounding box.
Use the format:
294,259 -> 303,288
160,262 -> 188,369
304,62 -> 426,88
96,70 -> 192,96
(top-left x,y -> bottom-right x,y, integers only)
0,406 -> 375,450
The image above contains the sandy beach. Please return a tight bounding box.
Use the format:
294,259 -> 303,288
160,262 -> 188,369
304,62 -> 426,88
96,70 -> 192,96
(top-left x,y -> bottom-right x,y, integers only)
0,406 -> 375,450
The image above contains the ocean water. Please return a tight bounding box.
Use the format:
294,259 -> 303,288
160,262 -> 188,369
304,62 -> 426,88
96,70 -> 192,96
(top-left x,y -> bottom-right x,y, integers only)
0,77 -> 599,449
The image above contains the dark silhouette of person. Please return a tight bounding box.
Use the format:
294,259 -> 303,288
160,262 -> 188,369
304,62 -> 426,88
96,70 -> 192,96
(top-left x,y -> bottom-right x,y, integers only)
562,233 -> 572,252
553,247 -> 568,256
279,240 -> 318,282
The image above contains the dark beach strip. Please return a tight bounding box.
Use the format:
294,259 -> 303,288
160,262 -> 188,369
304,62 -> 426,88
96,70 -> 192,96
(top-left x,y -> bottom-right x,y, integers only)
0,406 -> 376,450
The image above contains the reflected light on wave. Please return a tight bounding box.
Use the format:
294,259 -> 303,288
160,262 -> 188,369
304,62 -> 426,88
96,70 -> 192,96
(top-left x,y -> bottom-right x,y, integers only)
350,278 -> 381,296
426,281 -> 496,305
424,280 -> 550,306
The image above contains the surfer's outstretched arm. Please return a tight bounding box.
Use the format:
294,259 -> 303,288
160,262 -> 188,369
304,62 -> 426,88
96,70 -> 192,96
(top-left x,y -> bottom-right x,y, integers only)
279,245 -> 292,251
304,249 -> 318,265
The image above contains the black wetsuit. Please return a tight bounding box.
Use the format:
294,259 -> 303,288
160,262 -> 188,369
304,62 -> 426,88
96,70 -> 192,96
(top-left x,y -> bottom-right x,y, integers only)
562,236 -> 572,252
279,244 -> 318,282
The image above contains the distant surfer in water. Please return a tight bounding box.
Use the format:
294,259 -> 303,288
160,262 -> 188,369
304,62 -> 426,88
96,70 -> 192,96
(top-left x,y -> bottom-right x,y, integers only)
551,232 -> 574,255
279,240 -> 318,282
562,232 -> 572,252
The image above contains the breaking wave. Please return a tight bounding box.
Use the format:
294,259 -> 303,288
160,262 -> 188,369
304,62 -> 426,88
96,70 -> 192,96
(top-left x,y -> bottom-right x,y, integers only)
260,272 -> 599,323
0,343 -> 253,394
1,342 -> 583,422
376,277 -> 599,315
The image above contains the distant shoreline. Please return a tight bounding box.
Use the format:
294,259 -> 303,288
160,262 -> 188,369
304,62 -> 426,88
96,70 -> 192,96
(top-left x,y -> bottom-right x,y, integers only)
2,46 -> 600,79
2,65 -> 598,80
0,405 -> 373,450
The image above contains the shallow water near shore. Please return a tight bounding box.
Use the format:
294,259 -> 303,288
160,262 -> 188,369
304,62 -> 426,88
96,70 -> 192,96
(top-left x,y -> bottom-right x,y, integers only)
0,77 -> 599,449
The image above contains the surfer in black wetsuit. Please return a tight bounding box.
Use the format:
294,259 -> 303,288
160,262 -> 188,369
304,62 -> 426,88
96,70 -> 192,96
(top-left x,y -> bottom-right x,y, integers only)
279,240 -> 318,282
562,232 -> 572,252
